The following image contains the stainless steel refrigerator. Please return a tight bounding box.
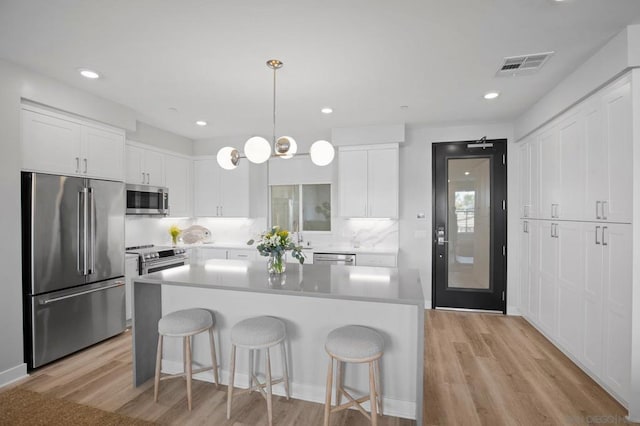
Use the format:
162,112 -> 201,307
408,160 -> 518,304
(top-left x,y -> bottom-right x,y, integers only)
22,172 -> 126,369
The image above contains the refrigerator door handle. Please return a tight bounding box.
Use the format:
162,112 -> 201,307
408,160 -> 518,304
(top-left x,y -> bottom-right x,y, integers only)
78,189 -> 88,275
89,187 -> 95,274
39,281 -> 125,305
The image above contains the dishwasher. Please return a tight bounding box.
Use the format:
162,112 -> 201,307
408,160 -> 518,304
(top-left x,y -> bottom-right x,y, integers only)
313,252 -> 356,265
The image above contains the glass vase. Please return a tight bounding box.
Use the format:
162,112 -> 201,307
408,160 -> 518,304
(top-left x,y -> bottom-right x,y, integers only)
268,252 -> 286,274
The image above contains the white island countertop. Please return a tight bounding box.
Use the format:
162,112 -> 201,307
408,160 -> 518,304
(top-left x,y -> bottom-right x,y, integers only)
182,242 -> 399,256
136,260 -> 422,306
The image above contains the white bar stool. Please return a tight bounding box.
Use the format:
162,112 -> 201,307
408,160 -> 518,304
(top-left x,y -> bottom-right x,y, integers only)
154,308 -> 219,410
323,325 -> 384,426
227,316 -> 290,426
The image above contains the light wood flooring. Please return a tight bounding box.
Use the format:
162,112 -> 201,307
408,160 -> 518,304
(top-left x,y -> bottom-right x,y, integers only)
5,310 -> 635,425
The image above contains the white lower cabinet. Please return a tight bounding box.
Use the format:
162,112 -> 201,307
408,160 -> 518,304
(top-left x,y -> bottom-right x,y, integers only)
521,219 -> 631,404
356,253 -> 397,267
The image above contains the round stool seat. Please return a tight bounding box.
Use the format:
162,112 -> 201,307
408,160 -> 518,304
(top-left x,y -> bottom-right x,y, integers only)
325,325 -> 384,361
231,316 -> 286,348
158,308 -> 214,336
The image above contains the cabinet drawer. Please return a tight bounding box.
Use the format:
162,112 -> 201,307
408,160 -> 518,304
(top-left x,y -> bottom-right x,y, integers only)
227,249 -> 256,260
356,253 -> 396,267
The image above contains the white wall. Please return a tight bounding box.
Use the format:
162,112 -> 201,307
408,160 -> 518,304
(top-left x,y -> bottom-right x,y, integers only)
127,121 -> 193,156
516,24 -> 640,140
398,123 -> 517,312
0,60 -> 27,385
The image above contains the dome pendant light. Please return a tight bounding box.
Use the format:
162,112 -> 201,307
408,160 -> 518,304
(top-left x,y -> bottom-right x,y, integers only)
216,59 -> 335,169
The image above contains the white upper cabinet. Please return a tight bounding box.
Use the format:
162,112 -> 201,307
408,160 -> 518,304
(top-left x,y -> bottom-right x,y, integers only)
193,158 -> 250,217
164,154 -> 192,217
22,106 -> 125,181
338,144 -> 399,218
125,144 -> 165,186
523,75 -> 632,224
537,128 -> 560,220
600,79 -> 632,223
339,150 -> 368,217
558,112 -> 586,221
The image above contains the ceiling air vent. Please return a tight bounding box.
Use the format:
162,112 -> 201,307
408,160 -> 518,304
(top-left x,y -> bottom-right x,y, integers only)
496,52 -> 554,76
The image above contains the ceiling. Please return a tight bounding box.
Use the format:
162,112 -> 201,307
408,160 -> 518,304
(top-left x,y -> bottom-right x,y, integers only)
1,1 -> 640,142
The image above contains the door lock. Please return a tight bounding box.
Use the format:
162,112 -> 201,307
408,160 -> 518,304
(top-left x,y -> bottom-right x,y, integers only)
437,227 -> 448,246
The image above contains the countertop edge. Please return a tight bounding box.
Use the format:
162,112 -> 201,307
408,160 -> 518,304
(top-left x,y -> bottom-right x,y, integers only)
132,275 -> 424,307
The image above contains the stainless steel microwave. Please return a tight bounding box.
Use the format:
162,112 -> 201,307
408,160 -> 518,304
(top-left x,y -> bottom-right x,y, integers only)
125,184 -> 169,215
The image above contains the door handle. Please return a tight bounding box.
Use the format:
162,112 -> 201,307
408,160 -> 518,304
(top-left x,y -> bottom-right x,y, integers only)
146,173 -> 150,184
595,226 -> 601,245
602,226 -> 608,246
40,282 -> 125,305
596,201 -> 601,220
83,158 -> 88,174
523,205 -> 529,218
142,172 -> 145,184
75,157 -> 80,173
523,221 -> 528,233
602,201 -> 608,220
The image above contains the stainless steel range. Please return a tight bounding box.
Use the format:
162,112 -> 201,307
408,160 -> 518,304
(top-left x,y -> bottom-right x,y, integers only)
126,245 -> 189,275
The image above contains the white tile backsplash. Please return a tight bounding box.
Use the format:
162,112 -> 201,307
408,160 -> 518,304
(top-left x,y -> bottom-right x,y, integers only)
125,215 -> 397,251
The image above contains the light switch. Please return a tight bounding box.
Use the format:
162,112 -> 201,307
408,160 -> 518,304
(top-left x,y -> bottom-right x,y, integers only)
416,212 -> 426,219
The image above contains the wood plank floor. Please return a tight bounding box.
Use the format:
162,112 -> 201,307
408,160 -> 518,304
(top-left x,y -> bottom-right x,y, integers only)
5,310 -> 635,425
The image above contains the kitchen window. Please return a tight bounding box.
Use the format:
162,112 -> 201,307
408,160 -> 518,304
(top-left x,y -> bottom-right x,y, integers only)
270,184 -> 331,232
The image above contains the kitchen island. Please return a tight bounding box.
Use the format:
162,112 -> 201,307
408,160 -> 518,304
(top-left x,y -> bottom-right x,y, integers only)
132,260 -> 424,422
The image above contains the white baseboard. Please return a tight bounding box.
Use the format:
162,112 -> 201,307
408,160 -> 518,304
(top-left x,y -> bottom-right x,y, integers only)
424,299 -> 431,309
0,363 -> 27,388
162,359 -> 416,420
507,305 -> 521,316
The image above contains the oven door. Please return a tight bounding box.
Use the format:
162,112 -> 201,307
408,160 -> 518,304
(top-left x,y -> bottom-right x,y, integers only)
126,184 -> 169,215
142,257 -> 187,274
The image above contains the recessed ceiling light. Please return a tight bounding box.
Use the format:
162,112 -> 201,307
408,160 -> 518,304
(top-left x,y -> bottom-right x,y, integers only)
484,92 -> 500,100
464,171 -> 470,175
196,120 -> 207,126
78,68 -> 101,79
321,107 -> 333,114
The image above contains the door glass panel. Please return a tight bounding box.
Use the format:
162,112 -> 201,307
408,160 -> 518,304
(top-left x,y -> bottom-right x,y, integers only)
447,158 -> 491,290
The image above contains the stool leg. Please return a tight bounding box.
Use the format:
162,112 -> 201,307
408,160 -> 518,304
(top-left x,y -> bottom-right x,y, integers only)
374,359 -> 383,415
153,334 -> 163,402
226,345 -> 236,420
323,357 -> 333,426
280,342 -> 290,400
265,348 -> 273,426
185,336 -> 193,411
335,360 -> 342,406
369,361 -> 377,426
248,349 -> 254,393
208,327 -> 219,386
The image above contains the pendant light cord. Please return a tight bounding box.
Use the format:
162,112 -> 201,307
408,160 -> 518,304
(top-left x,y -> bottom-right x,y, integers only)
272,66 -> 277,145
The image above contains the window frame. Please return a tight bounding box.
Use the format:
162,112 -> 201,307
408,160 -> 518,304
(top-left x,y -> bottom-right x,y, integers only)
268,183 -> 333,234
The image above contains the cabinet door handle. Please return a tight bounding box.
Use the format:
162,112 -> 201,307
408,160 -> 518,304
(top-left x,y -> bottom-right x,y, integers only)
602,201 -> 608,220
216,206 -> 219,216
596,201 -> 601,220
146,173 -> 150,184
524,205 -> 529,218
602,226 -> 608,246
83,158 -> 88,173
142,172 -> 145,184
595,226 -> 601,245
220,206 -> 223,216
75,157 -> 80,173
523,221 -> 528,233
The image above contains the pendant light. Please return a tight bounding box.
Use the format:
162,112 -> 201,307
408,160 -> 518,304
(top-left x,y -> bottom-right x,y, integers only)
217,59 -> 335,169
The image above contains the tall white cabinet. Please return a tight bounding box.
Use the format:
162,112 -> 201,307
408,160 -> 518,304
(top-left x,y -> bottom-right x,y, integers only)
518,74 -> 633,406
